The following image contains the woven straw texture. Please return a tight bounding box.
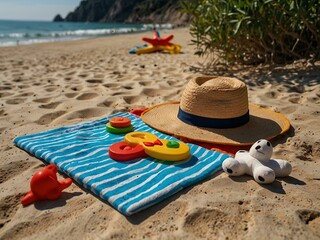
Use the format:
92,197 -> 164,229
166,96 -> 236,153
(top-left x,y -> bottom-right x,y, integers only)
180,76 -> 248,118
141,76 -> 290,145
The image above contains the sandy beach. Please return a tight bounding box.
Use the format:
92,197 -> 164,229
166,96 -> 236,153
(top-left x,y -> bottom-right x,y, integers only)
0,27 -> 320,239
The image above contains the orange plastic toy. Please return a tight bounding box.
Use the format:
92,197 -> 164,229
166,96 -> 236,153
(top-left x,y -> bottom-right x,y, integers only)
21,164 -> 72,206
110,117 -> 131,128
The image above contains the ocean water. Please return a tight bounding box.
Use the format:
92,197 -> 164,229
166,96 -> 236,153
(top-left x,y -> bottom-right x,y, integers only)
0,19 -> 173,47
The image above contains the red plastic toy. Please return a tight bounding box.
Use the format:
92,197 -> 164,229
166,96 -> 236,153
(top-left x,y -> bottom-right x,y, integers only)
109,142 -> 147,161
142,34 -> 174,46
21,164 -> 72,206
110,117 -> 131,128
129,31 -> 181,54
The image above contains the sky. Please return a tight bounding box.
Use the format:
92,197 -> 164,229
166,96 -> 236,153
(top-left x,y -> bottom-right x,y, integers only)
0,0 -> 81,21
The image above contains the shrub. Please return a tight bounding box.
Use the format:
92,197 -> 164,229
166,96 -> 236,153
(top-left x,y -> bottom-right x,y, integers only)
182,0 -> 320,64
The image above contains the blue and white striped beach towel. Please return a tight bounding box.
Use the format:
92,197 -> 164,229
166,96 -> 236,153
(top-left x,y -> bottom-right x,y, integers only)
14,112 -> 229,216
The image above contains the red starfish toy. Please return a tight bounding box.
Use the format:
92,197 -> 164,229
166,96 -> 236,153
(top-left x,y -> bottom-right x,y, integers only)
21,164 -> 72,206
142,34 -> 174,46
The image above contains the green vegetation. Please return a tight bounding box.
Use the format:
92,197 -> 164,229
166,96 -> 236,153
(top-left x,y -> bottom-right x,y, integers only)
182,0 -> 320,64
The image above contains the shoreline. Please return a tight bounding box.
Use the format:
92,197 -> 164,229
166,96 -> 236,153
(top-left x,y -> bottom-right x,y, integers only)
0,19 -> 182,48
0,28 -> 320,239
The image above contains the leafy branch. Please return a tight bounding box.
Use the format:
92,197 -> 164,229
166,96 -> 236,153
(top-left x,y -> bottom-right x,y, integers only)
181,0 -> 320,65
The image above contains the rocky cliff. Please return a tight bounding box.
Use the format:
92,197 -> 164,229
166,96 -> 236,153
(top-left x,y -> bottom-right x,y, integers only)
53,0 -> 190,25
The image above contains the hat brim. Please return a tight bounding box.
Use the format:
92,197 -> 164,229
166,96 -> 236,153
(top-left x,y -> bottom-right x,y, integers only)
141,102 -> 290,146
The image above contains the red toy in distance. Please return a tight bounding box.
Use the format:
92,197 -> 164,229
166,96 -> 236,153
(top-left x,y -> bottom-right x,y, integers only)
142,34 -> 174,46
21,164 -> 72,206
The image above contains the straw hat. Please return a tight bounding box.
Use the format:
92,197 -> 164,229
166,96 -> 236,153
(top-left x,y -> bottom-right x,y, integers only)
141,76 -> 290,146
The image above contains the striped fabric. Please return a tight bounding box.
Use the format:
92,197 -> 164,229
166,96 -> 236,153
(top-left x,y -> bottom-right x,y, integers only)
14,112 -> 229,216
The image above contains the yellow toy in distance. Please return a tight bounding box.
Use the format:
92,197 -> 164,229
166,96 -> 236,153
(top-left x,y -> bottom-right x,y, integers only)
133,44 -> 181,54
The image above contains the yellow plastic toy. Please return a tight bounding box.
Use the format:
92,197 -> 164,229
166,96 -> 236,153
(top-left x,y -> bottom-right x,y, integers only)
124,132 -> 190,161
133,44 -> 181,54
129,31 -> 182,54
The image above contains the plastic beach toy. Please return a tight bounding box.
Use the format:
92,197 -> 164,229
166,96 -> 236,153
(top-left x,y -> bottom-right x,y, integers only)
129,31 -> 181,54
222,139 -> 292,184
110,116 -> 132,128
21,164 -> 72,206
106,117 -> 134,134
142,33 -> 174,46
109,132 -> 190,162
131,42 -> 181,55
109,142 -> 147,162
129,44 -> 149,54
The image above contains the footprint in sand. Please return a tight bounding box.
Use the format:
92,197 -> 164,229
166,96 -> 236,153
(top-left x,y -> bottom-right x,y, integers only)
111,92 -> 124,96
182,207 -> 227,238
16,92 -> 34,97
12,78 -> 23,83
45,86 -> 58,92
0,92 -> 14,98
17,84 -> 29,90
35,111 -> 67,125
122,85 -> 134,90
78,73 -> 90,78
63,108 -> 105,120
0,86 -> 13,91
12,72 -> 24,78
97,100 -> 113,107
295,141 -> 316,161
39,102 -> 62,109
70,85 -> 83,92
65,71 -> 77,76
0,193 -> 24,229
142,88 -> 169,97
0,193 -> 85,239
264,91 -> 279,99
94,74 -> 105,78
296,209 -> 320,234
87,79 -> 103,84
288,96 -> 302,104
103,83 -> 120,90
289,85 -> 305,94
65,92 -> 78,98
138,81 -> 152,87
123,96 -> 141,104
0,161 -> 35,184
33,97 -> 52,103
0,65 -> 7,71
5,98 -> 25,105
76,93 -> 99,100
307,94 -> 320,104
279,106 -> 298,114
167,80 -> 182,87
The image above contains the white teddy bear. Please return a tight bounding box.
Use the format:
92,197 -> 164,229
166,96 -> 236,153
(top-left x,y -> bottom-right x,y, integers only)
222,139 -> 292,184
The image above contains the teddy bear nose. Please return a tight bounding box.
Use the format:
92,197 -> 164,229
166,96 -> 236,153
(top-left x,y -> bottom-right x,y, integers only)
255,145 -> 261,150
226,168 -> 233,174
